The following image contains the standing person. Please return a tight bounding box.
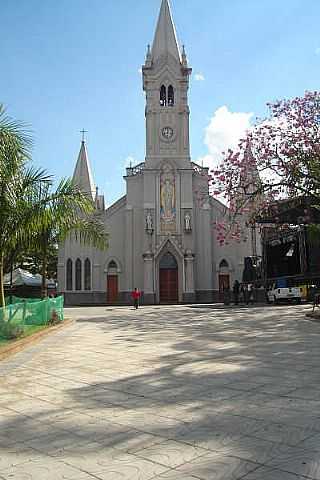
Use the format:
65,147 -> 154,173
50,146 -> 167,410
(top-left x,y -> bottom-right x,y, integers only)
223,286 -> 231,306
233,280 -> 240,305
131,288 -> 141,309
243,284 -> 249,305
239,283 -> 245,304
247,283 -> 253,304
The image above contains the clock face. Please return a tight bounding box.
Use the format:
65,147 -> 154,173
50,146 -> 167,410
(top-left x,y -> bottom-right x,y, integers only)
162,126 -> 174,140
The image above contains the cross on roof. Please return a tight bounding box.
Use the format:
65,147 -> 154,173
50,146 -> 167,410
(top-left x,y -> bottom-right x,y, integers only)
80,129 -> 88,142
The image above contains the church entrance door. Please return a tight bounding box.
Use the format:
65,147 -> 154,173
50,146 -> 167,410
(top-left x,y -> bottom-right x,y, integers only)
107,275 -> 118,304
159,253 -> 178,304
219,274 -> 230,302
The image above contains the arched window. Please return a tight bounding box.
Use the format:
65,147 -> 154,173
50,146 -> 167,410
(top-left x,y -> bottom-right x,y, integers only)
75,258 -> 82,291
168,85 -> 174,106
66,259 -> 73,291
219,259 -> 229,269
84,258 -> 91,291
108,260 -> 118,274
160,85 -> 166,106
160,252 -> 178,270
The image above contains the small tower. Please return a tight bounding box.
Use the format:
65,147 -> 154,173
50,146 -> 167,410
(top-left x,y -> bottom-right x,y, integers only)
142,0 -> 192,169
239,140 -> 261,197
181,45 -> 188,67
73,138 -> 96,201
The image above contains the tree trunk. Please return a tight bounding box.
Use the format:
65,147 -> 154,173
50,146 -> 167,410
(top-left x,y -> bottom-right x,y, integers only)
0,253 -> 5,308
41,233 -> 48,299
9,261 -> 13,305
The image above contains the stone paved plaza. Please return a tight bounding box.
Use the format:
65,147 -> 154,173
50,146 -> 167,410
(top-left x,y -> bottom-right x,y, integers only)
1,304 -> 320,479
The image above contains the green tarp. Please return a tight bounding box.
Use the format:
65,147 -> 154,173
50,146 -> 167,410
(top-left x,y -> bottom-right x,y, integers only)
0,297 -> 64,339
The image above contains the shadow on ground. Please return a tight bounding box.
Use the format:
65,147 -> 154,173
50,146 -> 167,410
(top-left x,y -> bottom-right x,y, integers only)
1,304 -> 320,479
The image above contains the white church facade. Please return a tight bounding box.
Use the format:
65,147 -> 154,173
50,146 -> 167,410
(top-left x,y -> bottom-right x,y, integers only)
58,0 -> 258,305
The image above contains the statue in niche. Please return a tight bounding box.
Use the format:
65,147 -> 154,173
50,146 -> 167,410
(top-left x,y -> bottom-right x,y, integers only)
146,212 -> 153,231
184,212 -> 192,231
161,179 -> 175,221
160,164 -> 176,233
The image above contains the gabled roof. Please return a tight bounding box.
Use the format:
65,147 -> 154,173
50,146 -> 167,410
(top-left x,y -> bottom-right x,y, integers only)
152,0 -> 181,63
106,195 -> 127,218
73,141 -> 96,200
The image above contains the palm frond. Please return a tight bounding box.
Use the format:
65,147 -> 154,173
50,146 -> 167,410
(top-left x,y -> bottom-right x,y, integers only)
60,216 -> 108,250
0,104 -> 32,162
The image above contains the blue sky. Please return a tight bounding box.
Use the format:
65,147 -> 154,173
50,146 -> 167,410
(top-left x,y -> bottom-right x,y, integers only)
1,0 -> 319,205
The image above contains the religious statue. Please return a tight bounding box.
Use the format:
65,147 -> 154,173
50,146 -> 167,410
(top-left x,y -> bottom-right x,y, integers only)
184,212 -> 191,231
160,164 -> 176,233
146,212 -> 153,231
161,179 -> 175,222
146,212 -> 153,232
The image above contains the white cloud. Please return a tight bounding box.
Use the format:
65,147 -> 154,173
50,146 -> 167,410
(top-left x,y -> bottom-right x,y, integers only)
198,106 -> 254,171
138,67 -> 143,74
315,47 -> 320,56
194,73 -> 205,81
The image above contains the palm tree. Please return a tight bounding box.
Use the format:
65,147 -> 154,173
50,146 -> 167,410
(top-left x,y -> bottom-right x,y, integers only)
33,178 -> 108,298
0,104 -> 40,307
0,105 -> 108,307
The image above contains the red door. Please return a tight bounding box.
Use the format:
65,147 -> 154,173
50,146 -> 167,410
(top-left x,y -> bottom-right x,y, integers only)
107,275 -> 118,304
160,269 -> 178,303
219,274 -> 230,301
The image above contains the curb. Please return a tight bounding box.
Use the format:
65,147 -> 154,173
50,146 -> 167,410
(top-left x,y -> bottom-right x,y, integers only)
0,319 -> 74,362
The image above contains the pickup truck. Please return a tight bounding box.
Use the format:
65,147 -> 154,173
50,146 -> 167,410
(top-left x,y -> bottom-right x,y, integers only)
267,286 -> 302,304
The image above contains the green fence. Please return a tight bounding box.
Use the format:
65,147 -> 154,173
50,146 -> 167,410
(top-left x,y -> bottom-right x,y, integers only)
0,297 -> 64,340
5,296 -> 42,305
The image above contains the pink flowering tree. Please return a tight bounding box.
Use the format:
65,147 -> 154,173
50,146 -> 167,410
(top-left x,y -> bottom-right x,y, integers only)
211,91 -> 320,244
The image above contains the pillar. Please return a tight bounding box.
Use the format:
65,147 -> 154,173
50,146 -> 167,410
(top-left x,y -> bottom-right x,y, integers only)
143,252 -> 155,304
183,251 -> 196,303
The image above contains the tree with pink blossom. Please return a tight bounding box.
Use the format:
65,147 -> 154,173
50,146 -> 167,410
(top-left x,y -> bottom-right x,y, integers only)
211,91 -> 320,244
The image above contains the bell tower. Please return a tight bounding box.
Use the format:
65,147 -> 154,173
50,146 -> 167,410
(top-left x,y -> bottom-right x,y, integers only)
142,0 -> 192,169
137,0 -> 196,305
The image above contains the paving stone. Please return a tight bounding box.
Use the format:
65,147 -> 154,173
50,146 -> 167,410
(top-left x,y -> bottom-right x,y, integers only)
297,432 -> 320,451
242,465 -> 305,479
52,442 -> 127,470
250,421 -> 314,446
173,415 -> 264,451
267,447 -> 320,479
175,451 -> 259,479
213,435 -> 298,464
0,420 -> 51,445
153,472 -> 199,480
0,457 -> 96,479
76,451 -> 169,479
0,445 -> 41,471
104,430 -> 165,453
25,430 -> 89,455
133,439 -> 208,468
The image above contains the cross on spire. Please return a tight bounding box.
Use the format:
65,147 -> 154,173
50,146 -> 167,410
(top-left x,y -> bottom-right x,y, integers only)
80,129 -> 88,143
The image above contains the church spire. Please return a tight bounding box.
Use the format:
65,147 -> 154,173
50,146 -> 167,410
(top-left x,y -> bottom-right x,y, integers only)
73,139 -> 96,201
242,140 -> 260,187
151,0 -> 181,63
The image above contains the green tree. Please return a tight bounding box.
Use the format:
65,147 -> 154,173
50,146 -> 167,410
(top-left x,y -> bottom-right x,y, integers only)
33,179 -> 108,298
0,104 -> 37,307
0,105 -> 108,307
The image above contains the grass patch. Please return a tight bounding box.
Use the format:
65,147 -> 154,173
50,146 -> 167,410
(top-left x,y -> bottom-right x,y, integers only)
0,325 -> 48,348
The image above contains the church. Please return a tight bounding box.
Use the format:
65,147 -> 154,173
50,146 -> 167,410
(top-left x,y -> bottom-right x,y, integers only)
58,0 -> 257,305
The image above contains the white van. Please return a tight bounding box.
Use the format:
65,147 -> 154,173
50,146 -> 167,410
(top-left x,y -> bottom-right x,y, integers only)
267,285 -> 302,304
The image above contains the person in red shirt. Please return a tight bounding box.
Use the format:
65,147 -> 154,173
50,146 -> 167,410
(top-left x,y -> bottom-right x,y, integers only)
131,288 -> 141,309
